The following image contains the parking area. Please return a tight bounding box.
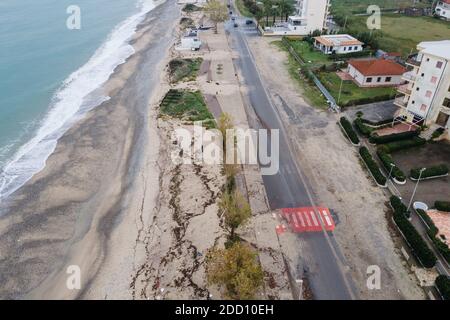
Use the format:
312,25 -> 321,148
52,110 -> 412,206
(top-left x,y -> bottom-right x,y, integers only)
345,100 -> 397,122
392,141 -> 450,207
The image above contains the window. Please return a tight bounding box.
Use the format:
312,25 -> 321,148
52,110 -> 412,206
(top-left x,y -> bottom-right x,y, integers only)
416,87 -> 420,91
426,58 -> 430,62
421,73 -> 425,77
348,47 -> 352,51
436,61 -> 443,69
385,77 -> 392,82
343,47 -> 347,51
431,76 -> 438,84
412,100 -> 415,104
425,90 -> 432,98
366,77 -> 373,83
354,46 -> 358,50
377,77 -> 382,82
420,104 -> 427,112
444,98 -> 450,108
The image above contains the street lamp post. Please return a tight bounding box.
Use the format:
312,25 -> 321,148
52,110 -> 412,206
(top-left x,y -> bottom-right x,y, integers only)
407,167 -> 426,213
387,163 -> 395,181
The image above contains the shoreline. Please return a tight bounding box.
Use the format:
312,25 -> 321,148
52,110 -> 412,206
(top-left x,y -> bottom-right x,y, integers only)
0,0 -> 180,299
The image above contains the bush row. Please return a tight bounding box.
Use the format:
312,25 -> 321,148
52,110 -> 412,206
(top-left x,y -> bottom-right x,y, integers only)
390,196 -> 437,268
359,147 -> 386,186
416,209 -> 450,264
435,275 -> 450,300
410,164 -> 448,180
377,149 -> 406,182
340,117 -> 360,145
329,50 -> 375,60
360,117 -> 395,127
378,137 -> 426,153
435,201 -> 450,212
369,130 -> 418,144
341,93 -> 396,108
416,209 -> 439,238
353,118 -> 373,137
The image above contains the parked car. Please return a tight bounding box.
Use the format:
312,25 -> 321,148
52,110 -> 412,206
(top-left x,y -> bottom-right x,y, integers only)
245,20 -> 253,25
231,16 -> 236,21
234,23 -> 238,28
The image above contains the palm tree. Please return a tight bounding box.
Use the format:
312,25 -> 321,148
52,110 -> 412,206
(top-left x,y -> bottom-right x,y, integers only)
262,0 -> 273,26
278,0 -> 296,22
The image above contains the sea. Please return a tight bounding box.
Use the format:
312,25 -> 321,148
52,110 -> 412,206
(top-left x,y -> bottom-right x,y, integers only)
0,0 -> 156,200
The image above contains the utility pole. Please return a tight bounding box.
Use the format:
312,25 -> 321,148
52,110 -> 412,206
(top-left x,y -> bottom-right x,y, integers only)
407,167 -> 426,212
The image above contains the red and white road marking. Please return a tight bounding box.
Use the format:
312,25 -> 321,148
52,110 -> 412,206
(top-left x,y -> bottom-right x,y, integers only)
281,207 -> 335,233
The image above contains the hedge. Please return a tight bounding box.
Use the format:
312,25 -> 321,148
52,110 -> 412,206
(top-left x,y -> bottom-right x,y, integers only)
410,164 -> 448,180
416,209 -> 439,238
353,118 -> 373,137
369,130 -> 418,144
330,50 -> 375,60
435,201 -> 450,212
378,137 -> 426,153
359,147 -> 386,185
361,118 -> 394,127
341,93 -> 396,107
435,275 -> 450,300
433,236 -> 450,264
340,117 -> 360,145
377,149 -> 406,182
390,196 -> 437,268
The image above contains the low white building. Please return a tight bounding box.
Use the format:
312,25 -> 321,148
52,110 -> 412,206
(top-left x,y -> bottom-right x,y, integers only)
347,58 -> 406,87
314,34 -> 363,55
435,0 -> 450,20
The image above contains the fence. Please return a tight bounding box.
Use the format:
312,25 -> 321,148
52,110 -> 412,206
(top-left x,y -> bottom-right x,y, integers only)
281,37 -> 340,113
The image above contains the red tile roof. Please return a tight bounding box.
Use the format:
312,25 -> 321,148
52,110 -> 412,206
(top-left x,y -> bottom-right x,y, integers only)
441,0 -> 450,4
348,59 -> 407,76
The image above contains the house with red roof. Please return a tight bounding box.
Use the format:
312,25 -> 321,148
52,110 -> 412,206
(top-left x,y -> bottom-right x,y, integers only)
346,58 -> 407,87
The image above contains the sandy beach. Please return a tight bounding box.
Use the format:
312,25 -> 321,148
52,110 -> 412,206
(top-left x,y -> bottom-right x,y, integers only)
0,0 -> 181,299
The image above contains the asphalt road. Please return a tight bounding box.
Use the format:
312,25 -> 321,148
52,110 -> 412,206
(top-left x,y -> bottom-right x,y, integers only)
226,12 -> 358,300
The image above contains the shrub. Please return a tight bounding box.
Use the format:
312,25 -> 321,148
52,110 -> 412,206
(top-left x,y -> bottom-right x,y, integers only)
341,93 -> 396,107
369,130 -> 418,144
435,201 -> 450,212
377,149 -> 406,182
340,117 -> 360,145
361,118 -> 394,127
390,196 -> 437,268
353,118 -> 373,137
410,164 -> 448,180
378,137 -> 426,153
433,236 -> 450,264
416,209 -> 439,238
435,275 -> 450,300
359,147 -> 386,185
431,127 -> 445,140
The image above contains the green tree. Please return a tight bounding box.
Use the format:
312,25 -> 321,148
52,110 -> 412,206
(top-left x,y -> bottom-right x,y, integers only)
206,242 -> 264,299
219,190 -> 251,239
277,0 -> 295,21
204,0 -> 229,34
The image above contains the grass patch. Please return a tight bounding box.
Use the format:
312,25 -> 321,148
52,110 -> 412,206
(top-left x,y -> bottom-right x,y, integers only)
168,58 -> 203,83
285,40 -> 331,65
332,0 -> 431,14
317,71 -> 396,107
272,41 -> 327,109
235,0 -> 254,17
160,89 -> 215,128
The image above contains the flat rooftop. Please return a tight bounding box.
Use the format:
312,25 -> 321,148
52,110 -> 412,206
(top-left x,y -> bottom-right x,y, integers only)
314,34 -> 364,47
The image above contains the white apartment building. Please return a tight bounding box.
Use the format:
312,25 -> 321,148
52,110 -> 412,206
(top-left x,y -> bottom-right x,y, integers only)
265,0 -> 330,36
435,0 -> 450,20
394,40 -> 450,139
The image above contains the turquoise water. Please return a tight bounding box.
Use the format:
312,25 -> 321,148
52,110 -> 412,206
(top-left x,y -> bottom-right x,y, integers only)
0,0 -> 156,199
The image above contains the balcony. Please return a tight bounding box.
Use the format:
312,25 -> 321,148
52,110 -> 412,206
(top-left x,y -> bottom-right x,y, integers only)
394,97 -> 408,108
397,84 -> 412,95
402,71 -> 417,82
406,58 -> 421,67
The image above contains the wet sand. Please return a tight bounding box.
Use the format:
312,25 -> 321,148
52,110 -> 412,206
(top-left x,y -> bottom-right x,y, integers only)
0,0 -> 180,299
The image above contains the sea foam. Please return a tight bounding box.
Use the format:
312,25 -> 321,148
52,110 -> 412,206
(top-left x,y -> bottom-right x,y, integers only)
0,0 -> 156,201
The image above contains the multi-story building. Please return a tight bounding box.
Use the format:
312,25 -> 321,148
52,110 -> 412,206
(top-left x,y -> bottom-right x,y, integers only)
435,0 -> 450,20
394,40 -> 450,138
282,0 -> 330,35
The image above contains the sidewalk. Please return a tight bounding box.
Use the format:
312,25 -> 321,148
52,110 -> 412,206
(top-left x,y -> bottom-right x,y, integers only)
198,24 -> 294,299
